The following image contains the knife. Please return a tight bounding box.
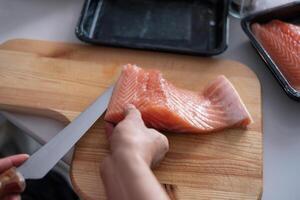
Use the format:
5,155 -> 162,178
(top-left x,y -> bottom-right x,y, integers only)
0,85 -> 114,197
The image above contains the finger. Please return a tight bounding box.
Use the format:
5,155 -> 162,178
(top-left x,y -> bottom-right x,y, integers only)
124,104 -> 137,115
0,154 -> 29,172
3,194 -> 20,200
6,154 -> 29,167
151,134 -> 169,168
104,122 -> 114,138
123,104 -> 143,124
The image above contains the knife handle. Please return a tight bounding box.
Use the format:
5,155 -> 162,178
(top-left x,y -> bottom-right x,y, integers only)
0,167 -> 26,198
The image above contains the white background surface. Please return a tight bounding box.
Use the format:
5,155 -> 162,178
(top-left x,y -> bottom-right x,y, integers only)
1,0 -> 300,199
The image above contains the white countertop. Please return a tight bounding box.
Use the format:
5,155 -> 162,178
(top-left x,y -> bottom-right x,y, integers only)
1,0 -> 300,200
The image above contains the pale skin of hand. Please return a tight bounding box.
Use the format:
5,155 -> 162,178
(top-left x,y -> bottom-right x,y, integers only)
0,154 -> 29,200
101,104 -> 170,200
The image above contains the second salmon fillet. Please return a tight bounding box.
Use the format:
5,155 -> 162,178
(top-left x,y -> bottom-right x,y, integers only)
105,64 -> 252,133
252,20 -> 300,90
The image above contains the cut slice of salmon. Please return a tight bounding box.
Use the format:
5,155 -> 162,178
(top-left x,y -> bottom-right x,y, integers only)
105,64 -> 252,133
252,20 -> 300,90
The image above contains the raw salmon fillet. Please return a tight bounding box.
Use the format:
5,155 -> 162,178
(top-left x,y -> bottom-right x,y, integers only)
252,20 -> 300,89
105,64 -> 252,133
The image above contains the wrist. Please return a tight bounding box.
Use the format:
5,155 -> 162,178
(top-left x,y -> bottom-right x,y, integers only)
101,150 -> 149,176
111,149 -> 150,167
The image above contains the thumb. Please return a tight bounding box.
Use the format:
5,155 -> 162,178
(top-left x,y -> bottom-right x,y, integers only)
123,104 -> 144,124
104,122 -> 114,138
0,154 -> 29,172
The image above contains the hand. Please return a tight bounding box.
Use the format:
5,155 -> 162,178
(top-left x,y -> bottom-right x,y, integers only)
0,154 -> 29,200
105,104 -> 169,167
101,105 -> 170,200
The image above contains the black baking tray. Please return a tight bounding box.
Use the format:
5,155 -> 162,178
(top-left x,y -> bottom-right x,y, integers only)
75,0 -> 229,56
241,2 -> 300,101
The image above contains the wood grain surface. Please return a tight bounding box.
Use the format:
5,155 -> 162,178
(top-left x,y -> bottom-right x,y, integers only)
0,39 -> 263,200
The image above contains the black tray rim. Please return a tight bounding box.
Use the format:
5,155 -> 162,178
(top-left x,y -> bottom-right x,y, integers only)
75,0 -> 229,56
241,1 -> 300,101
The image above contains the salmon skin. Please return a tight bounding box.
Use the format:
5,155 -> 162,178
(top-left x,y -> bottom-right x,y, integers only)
105,64 -> 252,133
252,20 -> 300,90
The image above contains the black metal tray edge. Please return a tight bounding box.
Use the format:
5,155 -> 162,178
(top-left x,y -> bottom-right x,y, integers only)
241,1 -> 300,101
75,0 -> 229,56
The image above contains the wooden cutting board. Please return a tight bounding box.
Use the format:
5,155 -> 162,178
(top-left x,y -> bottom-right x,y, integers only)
0,39 -> 262,200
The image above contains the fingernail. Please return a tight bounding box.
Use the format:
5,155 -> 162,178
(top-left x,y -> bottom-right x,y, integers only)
124,104 -> 136,115
6,195 -> 21,200
126,104 -> 135,110
20,154 -> 30,159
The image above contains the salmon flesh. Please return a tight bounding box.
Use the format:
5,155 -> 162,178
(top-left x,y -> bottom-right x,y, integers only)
105,64 -> 252,133
252,20 -> 300,90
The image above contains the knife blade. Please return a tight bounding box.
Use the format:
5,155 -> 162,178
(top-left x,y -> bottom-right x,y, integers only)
0,85 -> 114,197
